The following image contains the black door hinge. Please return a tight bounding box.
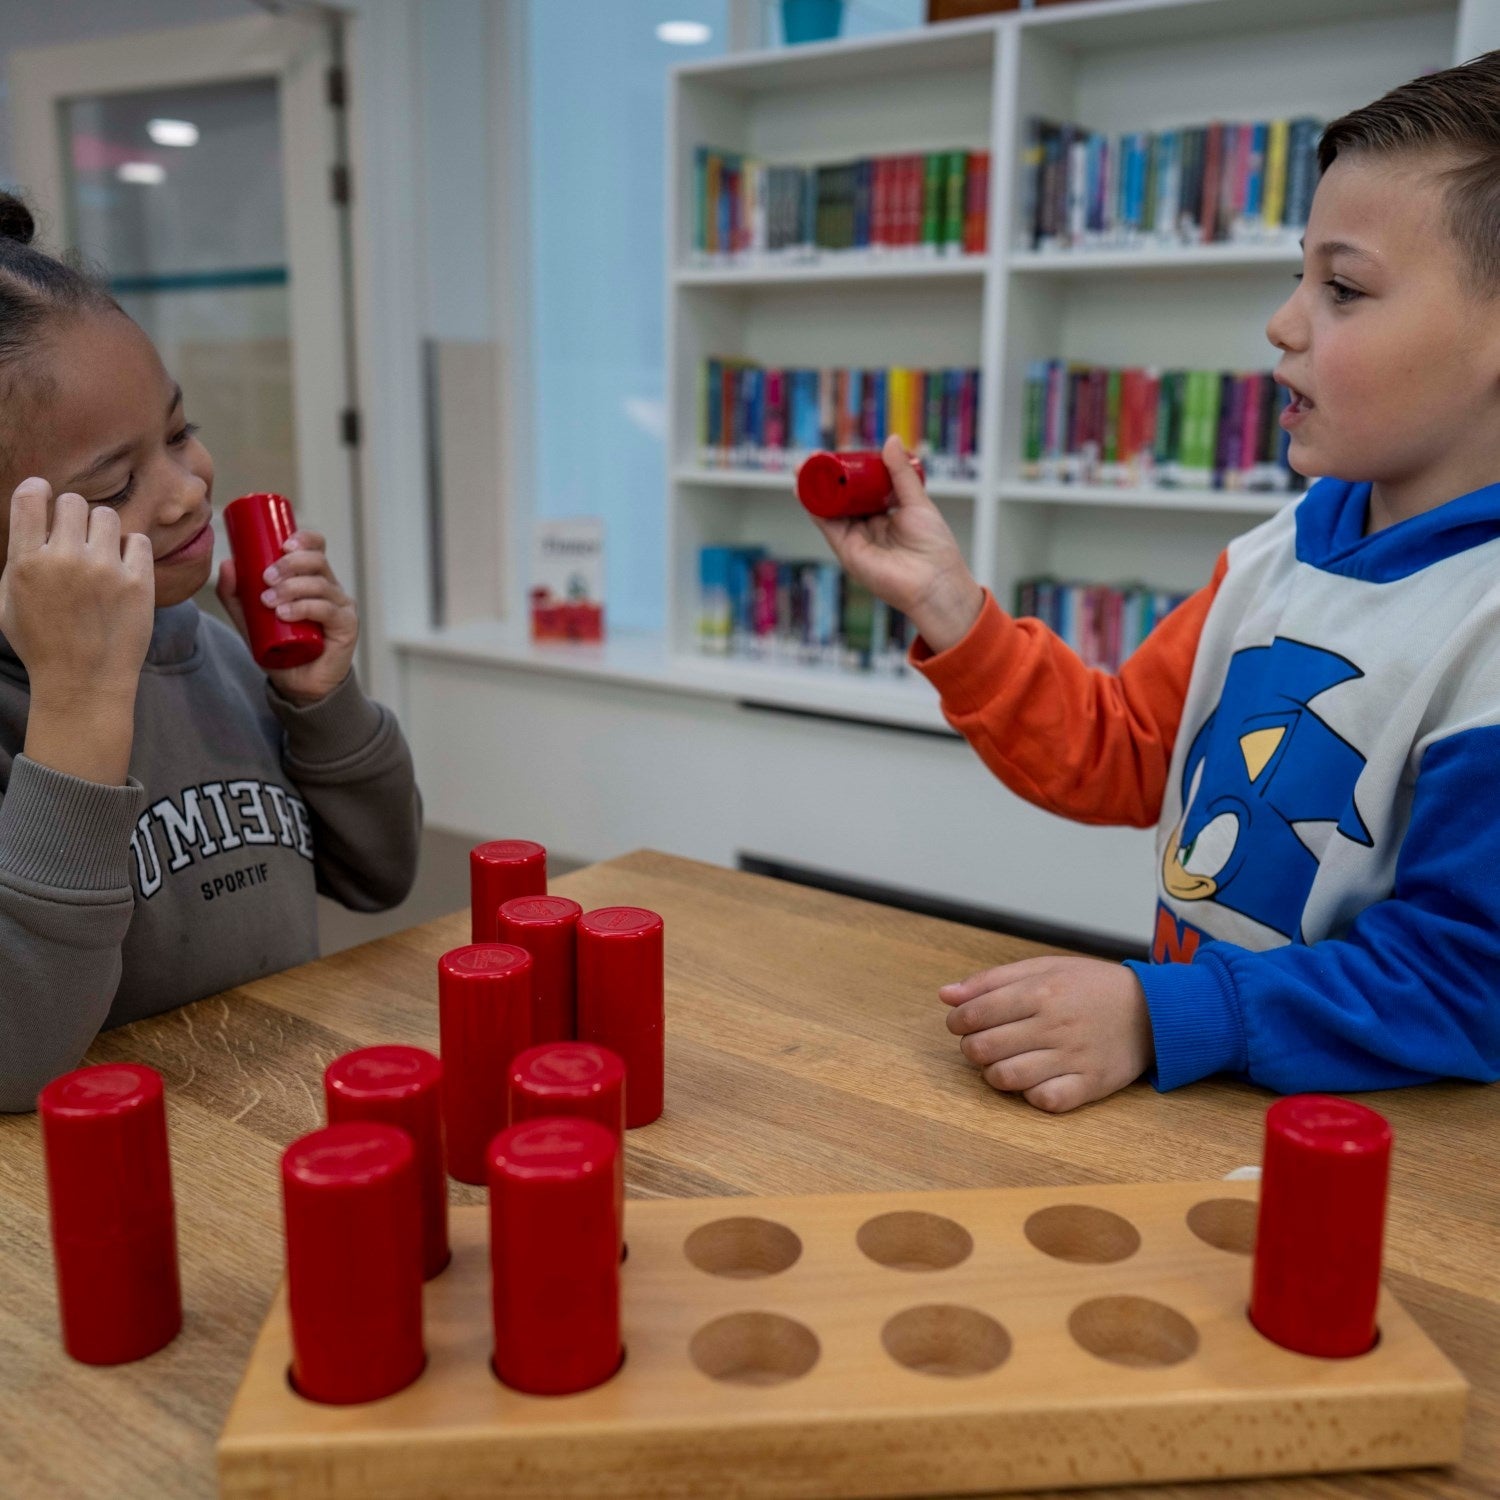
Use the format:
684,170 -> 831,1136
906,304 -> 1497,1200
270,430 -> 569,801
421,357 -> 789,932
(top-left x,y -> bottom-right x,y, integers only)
340,409 -> 361,447
326,65 -> 347,110
330,164 -> 351,205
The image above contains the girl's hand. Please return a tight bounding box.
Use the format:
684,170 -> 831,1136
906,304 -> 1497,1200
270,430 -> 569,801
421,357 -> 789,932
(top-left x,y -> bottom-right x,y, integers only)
809,434 -> 984,653
217,529 -> 358,704
0,477 -> 153,784
940,955 -> 1155,1114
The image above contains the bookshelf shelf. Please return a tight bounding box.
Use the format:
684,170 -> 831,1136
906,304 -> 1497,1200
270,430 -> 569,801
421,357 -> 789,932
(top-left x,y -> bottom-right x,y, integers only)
666,0 -> 1473,689
998,480 -> 1293,516
1006,243 -> 1303,274
676,256 -> 987,288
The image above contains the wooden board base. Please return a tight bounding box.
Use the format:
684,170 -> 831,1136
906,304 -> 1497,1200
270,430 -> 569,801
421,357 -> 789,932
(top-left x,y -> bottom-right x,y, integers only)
217,1180 -> 1467,1500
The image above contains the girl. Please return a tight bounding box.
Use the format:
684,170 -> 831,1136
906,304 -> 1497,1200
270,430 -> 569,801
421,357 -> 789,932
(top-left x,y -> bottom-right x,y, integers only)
0,192 -> 421,1110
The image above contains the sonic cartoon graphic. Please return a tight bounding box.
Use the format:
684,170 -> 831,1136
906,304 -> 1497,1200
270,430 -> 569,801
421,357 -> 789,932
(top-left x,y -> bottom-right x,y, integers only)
1158,637 -> 1373,953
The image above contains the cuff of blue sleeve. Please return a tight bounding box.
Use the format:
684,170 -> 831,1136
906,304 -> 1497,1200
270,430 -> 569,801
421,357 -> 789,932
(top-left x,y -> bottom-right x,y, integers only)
0,756 -> 145,891
1126,954 -> 1247,1092
267,670 -> 386,766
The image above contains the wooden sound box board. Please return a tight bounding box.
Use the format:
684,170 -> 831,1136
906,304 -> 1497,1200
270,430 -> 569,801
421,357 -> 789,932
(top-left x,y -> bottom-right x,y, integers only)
217,1179 -> 1467,1499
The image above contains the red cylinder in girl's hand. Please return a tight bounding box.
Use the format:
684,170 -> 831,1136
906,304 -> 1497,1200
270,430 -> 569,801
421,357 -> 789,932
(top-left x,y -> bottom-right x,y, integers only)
577,907 -> 665,1128
223,492 -> 325,670
795,450 -> 924,520
488,1116 -> 621,1395
324,1045 -> 450,1279
282,1122 -> 425,1404
39,1064 -> 182,1365
1249,1094 -> 1392,1358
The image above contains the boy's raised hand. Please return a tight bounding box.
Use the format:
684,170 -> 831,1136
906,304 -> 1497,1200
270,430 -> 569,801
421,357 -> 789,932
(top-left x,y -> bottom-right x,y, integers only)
809,434 -> 984,654
216,528 -> 358,705
940,955 -> 1155,1113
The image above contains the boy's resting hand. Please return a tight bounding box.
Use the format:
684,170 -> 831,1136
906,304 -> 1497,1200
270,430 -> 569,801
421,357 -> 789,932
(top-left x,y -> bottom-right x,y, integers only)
810,434 -> 984,654
0,478 -> 153,784
941,955 -> 1154,1113
217,528 -> 359,704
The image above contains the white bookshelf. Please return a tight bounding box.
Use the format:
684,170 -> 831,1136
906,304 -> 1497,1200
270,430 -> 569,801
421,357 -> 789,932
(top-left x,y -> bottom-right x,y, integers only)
665,0 -> 1484,717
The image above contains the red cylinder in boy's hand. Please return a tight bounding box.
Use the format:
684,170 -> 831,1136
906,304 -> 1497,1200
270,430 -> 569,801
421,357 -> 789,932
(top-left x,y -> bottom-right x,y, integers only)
282,1122 -> 425,1404
39,1064 -> 182,1365
488,1116 -> 621,1395
497,896 -> 582,1045
324,1046 -> 449,1279
469,839 -> 547,942
1250,1094 -> 1392,1359
223,492 -> 324,671
796,450 -> 923,520
577,907 -> 665,1127
438,944 -> 535,1185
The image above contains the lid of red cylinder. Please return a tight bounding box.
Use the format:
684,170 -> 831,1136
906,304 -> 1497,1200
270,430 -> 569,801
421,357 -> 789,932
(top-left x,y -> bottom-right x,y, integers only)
580,907 -> 662,938
325,1046 -> 440,1103
489,1116 -> 616,1183
283,1121 -> 414,1190
511,1042 -> 624,1097
440,943 -> 532,977
795,451 -> 845,517
41,1063 -> 161,1120
474,840 -> 545,864
1267,1095 -> 1392,1155
501,896 -> 582,927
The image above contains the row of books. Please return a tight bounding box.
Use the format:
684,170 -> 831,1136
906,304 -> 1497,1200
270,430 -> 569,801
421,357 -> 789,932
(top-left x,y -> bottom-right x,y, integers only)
699,547 -> 913,675
1020,117 -> 1323,252
691,149 -> 990,264
1022,362 -> 1301,492
701,360 -> 981,477
1015,577 -> 1191,674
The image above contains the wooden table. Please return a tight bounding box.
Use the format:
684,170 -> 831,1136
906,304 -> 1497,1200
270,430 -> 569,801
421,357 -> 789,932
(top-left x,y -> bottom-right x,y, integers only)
1,850 -> 1495,1500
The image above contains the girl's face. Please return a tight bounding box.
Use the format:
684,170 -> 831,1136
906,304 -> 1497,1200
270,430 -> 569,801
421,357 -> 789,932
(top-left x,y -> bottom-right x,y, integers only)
1,309 -> 215,608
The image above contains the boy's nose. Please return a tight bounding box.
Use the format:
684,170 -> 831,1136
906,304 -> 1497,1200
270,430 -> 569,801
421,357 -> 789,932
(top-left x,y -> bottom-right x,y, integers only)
1266,290 -> 1308,353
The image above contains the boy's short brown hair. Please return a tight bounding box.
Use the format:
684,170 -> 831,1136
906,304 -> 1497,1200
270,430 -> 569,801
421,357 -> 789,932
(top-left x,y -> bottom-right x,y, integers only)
1318,50 -> 1500,296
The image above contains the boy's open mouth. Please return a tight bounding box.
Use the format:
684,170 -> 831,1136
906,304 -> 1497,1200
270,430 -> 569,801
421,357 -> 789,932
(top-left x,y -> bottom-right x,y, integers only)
1277,376 -> 1315,413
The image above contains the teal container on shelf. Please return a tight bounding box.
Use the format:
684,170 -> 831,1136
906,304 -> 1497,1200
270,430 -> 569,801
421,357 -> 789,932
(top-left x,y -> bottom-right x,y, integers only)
782,0 -> 845,45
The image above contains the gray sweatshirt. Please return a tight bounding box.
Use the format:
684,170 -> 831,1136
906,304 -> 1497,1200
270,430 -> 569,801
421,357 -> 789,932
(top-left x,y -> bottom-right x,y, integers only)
0,602 -> 421,1110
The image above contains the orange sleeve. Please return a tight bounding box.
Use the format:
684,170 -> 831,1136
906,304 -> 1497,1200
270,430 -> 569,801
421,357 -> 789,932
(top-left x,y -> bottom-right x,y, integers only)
911,551 -> 1230,828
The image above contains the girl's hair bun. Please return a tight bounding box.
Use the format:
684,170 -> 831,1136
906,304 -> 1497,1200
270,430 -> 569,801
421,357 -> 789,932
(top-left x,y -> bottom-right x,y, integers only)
0,192 -> 37,247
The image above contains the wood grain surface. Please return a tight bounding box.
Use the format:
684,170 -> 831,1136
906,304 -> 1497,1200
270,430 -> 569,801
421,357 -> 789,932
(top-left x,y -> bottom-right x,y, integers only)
1,850 -> 1495,1500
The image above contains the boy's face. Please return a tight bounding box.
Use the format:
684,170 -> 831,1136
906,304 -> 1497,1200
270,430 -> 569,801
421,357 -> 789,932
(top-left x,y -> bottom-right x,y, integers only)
0,310 -> 215,609
1266,150 -> 1500,501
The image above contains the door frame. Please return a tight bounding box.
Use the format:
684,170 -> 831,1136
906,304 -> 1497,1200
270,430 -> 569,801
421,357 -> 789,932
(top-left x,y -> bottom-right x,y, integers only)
7,11 -> 360,618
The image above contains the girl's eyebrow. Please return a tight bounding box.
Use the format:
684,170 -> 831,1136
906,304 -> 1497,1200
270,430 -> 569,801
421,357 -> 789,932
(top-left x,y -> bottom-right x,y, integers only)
66,384 -> 183,488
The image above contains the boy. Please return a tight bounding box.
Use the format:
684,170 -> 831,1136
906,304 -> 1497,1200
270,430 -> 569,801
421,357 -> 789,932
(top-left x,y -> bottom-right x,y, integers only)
814,53 -> 1500,1112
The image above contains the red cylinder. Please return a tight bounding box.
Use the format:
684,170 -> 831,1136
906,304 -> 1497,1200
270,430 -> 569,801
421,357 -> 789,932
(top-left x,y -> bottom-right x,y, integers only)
509,1042 -> 627,1259
1250,1095 -> 1393,1358
282,1122 -> 425,1404
438,944 -> 535,1185
796,450 -> 923,520
38,1064 -> 182,1366
324,1046 -> 449,1279
222,493 -> 324,670
577,907 -> 665,1127
488,1116 -> 621,1395
497,896 -> 583,1046
469,839 -> 548,942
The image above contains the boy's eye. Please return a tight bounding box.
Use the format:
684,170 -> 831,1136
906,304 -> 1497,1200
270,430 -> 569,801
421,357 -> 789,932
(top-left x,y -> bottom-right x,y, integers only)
1292,272 -> 1361,305
97,475 -> 137,508
169,421 -> 201,446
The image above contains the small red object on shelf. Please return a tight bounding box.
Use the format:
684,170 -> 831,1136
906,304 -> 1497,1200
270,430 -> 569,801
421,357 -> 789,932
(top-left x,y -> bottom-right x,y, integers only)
488,1116 -> 621,1395
469,839 -> 547,943
497,896 -> 583,1046
324,1045 -> 449,1279
577,907 -> 665,1128
1250,1094 -> 1393,1359
222,493 -> 324,670
796,450 -> 923,520
39,1063 -> 182,1366
437,944 -> 535,1185
282,1122 -> 425,1405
